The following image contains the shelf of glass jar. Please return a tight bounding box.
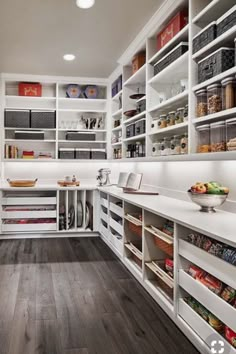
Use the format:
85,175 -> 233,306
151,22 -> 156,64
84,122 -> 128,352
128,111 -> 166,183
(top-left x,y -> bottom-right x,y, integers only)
151,133 -> 188,158
124,141 -> 146,159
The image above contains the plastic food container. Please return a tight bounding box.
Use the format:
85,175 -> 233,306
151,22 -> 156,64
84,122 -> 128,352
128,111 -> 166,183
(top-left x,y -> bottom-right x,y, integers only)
210,121 -> 226,152
221,77 -> 236,110
170,135 -> 181,155
226,118 -> 236,151
207,84 -> 222,114
196,124 -> 211,153
196,89 -> 207,117
152,142 -> 161,156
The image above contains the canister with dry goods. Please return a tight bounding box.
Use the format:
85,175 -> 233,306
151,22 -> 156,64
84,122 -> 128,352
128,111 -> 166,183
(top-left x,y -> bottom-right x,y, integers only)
207,84 -> 222,114
226,118 -> 236,151
158,114 -> 167,129
170,135 -> 181,155
196,89 -> 207,117
210,121 -> 226,152
196,124 -> 211,153
166,111 -> 176,127
221,77 -> 235,110
175,107 -> 185,124
180,133 -> 188,154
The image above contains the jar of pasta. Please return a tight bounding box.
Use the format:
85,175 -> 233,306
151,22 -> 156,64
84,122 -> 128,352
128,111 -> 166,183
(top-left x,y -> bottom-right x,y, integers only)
166,111 -> 176,127
158,114 -> 167,129
196,89 -> 207,117
221,77 -> 235,110
210,121 -> 226,152
196,124 -> 211,153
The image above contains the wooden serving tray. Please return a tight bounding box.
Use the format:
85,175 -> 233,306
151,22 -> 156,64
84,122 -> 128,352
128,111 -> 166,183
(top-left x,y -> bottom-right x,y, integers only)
57,180 -> 80,187
7,178 -> 38,187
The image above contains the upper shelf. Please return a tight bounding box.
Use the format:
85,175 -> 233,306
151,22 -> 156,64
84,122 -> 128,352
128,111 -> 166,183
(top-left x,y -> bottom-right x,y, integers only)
192,0 -> 236,25
149,91 -> 188,114
123,64 -> 146,87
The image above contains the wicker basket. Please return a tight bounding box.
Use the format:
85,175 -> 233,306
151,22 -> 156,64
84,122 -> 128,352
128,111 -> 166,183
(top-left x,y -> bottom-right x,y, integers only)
154,235 -> 173,257
128,221 -> 142,238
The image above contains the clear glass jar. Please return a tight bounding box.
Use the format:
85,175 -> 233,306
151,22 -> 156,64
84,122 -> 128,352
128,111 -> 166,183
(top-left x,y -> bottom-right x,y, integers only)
207,84 -> 222,114
196,124 -> 211,153
210,121 -> 226,152
226,118 -> 236,151
152,141 -> 161,156
163,137 -> 171,155
221,77 -> 235,110
166,111 -> 176,127
158,114 -> 167,129
180,133 -> 188,154
196,89 -> 207,117
170,135 -> 181,155
175,107 -> 185,124
184,104 -> 188,121
160,139 -> 166,156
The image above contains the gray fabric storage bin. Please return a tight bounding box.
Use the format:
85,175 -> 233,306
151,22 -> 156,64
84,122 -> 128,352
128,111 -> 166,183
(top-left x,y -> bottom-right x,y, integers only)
75,148 -> 91,159
154,42 -> 188,75
15,130 -> 44,140
135,118 -> 146,136
198,47 -> 235,83
91,149 -> 106,159
31,110 -> 56,129
217,5 -> 236,37
193,22 -> 216,54
59,148 -> 75,159
66,132 -> 96,141
5,109 -> 30,128
126,123 -> 135,138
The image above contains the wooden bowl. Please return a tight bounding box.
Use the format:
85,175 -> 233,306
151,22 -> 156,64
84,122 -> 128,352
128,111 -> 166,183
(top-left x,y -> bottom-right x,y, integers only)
7,179 -> 38,187
124,109 -> 137,117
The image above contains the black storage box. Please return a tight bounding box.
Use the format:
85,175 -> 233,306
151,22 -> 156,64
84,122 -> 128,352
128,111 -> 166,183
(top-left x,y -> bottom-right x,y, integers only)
5,109 -> 30,128
66,132 -> 96,141
31,110 -> 56,129
91,149 -> 106,159
198,47 -> 235,83
135,118 -> 146,136
59,148 -> 75,159
193,22 -> 216,54
154,42 -> 189,75
126,123 -> 135,138
15,130 -> 44,140
217,5 -> 236,37
75,148 -> 91,159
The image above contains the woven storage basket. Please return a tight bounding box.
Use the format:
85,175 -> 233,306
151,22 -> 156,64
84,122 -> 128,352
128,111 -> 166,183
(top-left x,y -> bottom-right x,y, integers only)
154,236 -> 173,257
155,275 -> 173,299
128,221 -> 142,238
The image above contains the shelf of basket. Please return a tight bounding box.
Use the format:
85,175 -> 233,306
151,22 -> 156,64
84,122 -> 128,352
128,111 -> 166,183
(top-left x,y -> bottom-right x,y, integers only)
123,64 -> 146,87
192,0 -> 236,25
123,111 -> 146,125
149,122 -> 188,137
148,92 -> 188,114
192,107 -> 236,125
193,66 -> 236,92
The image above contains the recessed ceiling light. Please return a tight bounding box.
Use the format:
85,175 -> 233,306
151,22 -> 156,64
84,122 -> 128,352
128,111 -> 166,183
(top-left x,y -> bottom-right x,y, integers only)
76,0 -> 95,9
63,54 -> 75,61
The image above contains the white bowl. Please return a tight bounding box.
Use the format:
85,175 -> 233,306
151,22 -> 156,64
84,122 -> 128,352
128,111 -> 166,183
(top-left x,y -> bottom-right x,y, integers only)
188,192 -> 228,213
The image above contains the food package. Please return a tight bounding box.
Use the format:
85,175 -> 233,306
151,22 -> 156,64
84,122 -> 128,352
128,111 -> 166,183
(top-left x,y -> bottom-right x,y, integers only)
198,273 -> 223,295
188,265 -> 205,279
185,297 -> 199,311
165,259 -> 174,277
225,327 -> 236,348
220,286 -> 236,303
208,313 -> 224,332
196,303 -> 209,321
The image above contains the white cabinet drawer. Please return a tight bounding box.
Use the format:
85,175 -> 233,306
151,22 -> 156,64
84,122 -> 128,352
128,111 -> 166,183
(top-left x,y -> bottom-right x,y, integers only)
178,299 -> 236,354
100,197 -> 108,209
110,218 -> 123,236
179,270 -> 236,332
2,210 -> 57,219
100,210 -> 108,223
2,223 -> 57,233
110,202 -> 123,217
2,197 -> 57,206
110,235 -> 123,255
100,224 -> 109,238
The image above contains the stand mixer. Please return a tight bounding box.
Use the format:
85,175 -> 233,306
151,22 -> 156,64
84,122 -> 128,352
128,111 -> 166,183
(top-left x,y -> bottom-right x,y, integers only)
97,168 -> 111,186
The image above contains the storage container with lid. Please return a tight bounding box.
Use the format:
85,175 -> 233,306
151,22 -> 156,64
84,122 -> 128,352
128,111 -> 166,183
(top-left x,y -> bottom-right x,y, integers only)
207,84 -> 222,114
184,104 -> 188,121
166,111 -> 176,127
170,135 -> 181,155
193,21 -> 216,54
221,77 -> 236,110
196,124 -> 211,153
160,139 -> 165,156
196,89 -> 207,117
75,148 -> 91,159
226,118 -> 236,151
158,114 -> 167,129
152,141 -> 161,156
163,137 -> 171,155
135,118 -> 146,135
175,107 -> 184,124
210,121 -> 226,152
180,133 -> 188,154
91,149 -> 106,160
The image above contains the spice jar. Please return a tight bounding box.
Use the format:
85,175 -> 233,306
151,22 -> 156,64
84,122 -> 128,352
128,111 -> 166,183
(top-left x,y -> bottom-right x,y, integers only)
160,139 -> 165,156
158,114 -> 167,129
210,121 -> 226,152
196,89 -> 207,117
226,118 -> 236,151
180,133 -> 188,154
175,107 -> 185,124
221,77 -> 235,110
184,104 -> 188,121
170,135 -> 181,155
166,111 -> 176,127
196,124 -> 211,153
163,137 -> 171,155
207,84 -> 222,114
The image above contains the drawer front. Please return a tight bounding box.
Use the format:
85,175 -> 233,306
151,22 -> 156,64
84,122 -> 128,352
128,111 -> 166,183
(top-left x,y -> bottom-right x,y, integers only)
100,210 -> 108,223
110,235 -> 123,255
109,202 -> 123,217
100,197 -> 108,208
2,197 -> 57,206
110,218 -> 123,236
2,210 -> 57,219
100,224 -> 109,238
2,223 -> 57,233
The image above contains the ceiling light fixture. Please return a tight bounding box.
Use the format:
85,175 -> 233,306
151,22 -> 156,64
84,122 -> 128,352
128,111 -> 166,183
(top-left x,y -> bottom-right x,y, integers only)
63,54 -> 76,61
76,0 -> 95,9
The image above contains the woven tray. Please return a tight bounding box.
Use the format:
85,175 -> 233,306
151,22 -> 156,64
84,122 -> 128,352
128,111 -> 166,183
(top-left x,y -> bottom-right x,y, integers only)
7,178 -> 38,187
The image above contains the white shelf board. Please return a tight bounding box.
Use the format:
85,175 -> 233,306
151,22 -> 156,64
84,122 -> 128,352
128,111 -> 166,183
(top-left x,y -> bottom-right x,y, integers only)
4,159 -> 57,162
148,52 -> 189,85
58,98 -> 106,103
193,25 -> 236,60
149,91 -> 188,114
112,126 -> 122,132
136,95 -> 146,103
58,109 -> 106,113
193,107 -> 236,124
5,139 -> 56,143
4,127 -> 56,131
58,129 -> 106,132
5,106 -> 56,111
5,95 -> 56,101
193,66 -> 236,92
148,25 -> 189,64
193,0 -> 236,24
123,64 -> 146,86
112,108 -> 122,118
111,142 -> 122,147
123,111 -> 146,125
149,122 -> 188,137
123,133 -> 146,142
58,140 -> 107,143
112,90 -> 123,101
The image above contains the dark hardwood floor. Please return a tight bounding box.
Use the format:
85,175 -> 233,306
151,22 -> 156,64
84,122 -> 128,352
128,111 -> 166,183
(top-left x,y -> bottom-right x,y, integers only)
0,237 -> 199,354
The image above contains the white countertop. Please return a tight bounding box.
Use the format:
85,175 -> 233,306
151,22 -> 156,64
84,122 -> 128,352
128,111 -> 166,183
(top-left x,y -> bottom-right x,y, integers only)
99,186 -> 236,248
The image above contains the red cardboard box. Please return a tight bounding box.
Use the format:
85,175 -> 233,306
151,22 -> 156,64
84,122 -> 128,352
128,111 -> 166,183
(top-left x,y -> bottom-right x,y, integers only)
157,9 -> 188,50
18,82 -> 42,97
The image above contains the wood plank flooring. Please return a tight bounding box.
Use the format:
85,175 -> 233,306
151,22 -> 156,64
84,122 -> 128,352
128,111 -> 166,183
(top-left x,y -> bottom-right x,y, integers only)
0,237 -> 199,354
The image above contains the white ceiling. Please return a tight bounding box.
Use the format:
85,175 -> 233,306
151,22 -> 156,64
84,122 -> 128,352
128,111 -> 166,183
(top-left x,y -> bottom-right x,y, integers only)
0,0 -> 164,78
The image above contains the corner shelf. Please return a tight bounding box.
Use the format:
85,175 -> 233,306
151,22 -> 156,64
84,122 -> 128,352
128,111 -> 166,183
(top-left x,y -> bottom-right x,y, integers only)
123,64 -> 146,86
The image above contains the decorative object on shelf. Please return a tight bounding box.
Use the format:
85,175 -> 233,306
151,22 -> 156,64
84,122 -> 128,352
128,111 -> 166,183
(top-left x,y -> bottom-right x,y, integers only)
157,8 -> 188,50
180,79 -> 188,92
6,179 -> 38,187
129,88 -> 145,100
18,82 -> 42,97
193,22 -> 216,54
66,84 -> 81,98
84,85 -> 98,99
81,115 -> 104,130
124,109 -> 137,118
154,42 -> 188,75
132,51 -> 146,74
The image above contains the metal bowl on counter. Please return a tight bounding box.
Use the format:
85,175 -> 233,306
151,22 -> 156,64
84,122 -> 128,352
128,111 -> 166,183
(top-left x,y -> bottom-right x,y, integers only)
188,192 -> 228,213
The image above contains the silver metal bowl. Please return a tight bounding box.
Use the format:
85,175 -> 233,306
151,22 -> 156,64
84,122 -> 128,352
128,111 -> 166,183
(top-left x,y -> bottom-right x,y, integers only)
188,192 -> 228,213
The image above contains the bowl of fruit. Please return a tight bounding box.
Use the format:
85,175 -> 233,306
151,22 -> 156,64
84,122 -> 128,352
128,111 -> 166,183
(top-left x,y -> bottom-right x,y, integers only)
188,181 -> 229,213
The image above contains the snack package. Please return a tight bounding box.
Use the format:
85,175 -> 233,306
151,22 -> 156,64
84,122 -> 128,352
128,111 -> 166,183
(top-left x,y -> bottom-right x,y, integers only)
165,259 -> 174,277
187,233 -> 198,245
208,242 -> 224,257
198,273 -> 223,295
185,297 -> 199,312
208,313 -> 224,332
202,237 -> 212,252
188,265 -> 205,280
225,327 -> 236,348
220,286 -> 236,303
196,303 -> 209,321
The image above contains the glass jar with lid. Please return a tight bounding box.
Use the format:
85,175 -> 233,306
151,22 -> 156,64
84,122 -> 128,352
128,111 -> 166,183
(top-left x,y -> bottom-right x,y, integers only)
221,77 -> 236,110
163,137 -> 171,155
210,121 -> 226,152
184,104 -> 188,121
170,135 -> 181,155
180,133 -> 188,154
152,141 -> 161,156
160,139 -> 165,156
207,83 -> 222,114
175,107 -> 185,124
196,124 -> 211,153
166,111 -> 176,127
158,114 -> 167,129
196,89 -> 207,117
226,118 -> 236,151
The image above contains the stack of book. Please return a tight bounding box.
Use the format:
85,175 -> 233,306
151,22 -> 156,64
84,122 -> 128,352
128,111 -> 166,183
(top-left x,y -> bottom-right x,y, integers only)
38,152 -> 53,159
5,144 -> 19,159
22,151 -> 34,159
